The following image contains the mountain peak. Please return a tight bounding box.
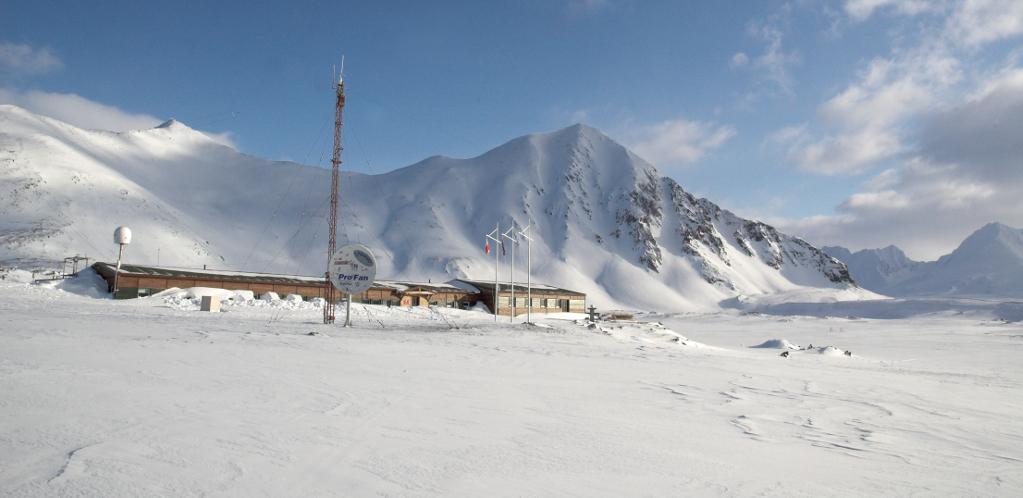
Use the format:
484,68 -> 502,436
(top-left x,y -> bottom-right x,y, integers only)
955,222 -> 1023,256
155,118 -> 186,130
549,122 -> 610,141
975,221 -> 1017,236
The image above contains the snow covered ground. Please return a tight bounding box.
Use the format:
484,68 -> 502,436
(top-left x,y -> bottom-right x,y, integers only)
1,278 -> 1021,496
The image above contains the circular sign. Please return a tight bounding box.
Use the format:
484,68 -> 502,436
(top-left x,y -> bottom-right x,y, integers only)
328,244 -> 377,294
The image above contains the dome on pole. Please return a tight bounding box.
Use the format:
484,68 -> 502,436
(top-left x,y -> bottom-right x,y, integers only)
114,226 -> 132,245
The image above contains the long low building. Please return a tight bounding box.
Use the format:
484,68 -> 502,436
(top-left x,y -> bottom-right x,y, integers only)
92,262 -> 332,300
91,263 -> 585,316
453,279 -> 587,315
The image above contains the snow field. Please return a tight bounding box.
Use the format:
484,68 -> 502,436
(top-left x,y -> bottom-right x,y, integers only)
1,280 -> 1021,496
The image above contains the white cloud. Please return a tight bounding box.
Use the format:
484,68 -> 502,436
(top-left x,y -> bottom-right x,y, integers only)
569,109 -> 590,123
778,38 -> 962,174
0,88 -> 162,131
863,168 -> 899,189
0,42 -> 62,75
729,52 -> 749,68
625,118 -> 736,168
842,189 -> 911,209
946,0 -> 1023,46
776,69 -> 1023,259
844,0 -> 939,22
747,14 -> 801,95
745,1 -> 1023,257
778,1 -> 1023,177
0,88 -> 236,147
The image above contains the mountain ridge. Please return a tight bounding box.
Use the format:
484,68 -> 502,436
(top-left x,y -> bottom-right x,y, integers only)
0,105 -> 866,310
824,222 -> 1023,299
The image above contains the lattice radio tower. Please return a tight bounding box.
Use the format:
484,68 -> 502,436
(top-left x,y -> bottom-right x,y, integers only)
324,60 -> 346,324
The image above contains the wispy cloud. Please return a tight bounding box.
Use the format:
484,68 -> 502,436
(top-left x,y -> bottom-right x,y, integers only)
729,52 -> 750,68
776,65 -> 1023,258
0,42 -> 62,75
744,5 -> 801,97
0,88 -> 161,130
844,0 -> 939,22
764,1 -> 1023,257
625,117 -> 736,169
0,88 -> 236,147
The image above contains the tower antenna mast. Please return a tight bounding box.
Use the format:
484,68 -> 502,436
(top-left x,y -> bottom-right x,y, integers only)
324,57 -> 346,324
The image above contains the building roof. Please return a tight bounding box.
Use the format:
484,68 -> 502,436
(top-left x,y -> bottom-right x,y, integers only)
375,280 -> 470,293
453,279 -> 585,297
93,262 -> 329,285
91,263 -> 486,294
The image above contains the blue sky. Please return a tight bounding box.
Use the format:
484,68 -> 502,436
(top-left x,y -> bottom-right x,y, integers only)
3,1 -> 1023,259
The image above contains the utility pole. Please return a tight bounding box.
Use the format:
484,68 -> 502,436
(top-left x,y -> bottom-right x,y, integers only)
324,58 -> 346,325
112,226 -> 131,297
486,223 -> 501,322
502,225 -> 517,322
518,224 -> 532,324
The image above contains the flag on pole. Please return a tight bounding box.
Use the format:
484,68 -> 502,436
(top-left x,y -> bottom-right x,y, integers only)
485,241 -> 491,254
500,239 -> 506,255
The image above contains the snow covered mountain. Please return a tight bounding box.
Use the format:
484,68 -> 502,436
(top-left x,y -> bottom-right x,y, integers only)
822,244 -> 921,293
0,105 -> 860,310
824,223 -> 1023,299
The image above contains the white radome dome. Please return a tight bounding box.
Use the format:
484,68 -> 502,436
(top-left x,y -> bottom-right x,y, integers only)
114,226 -> 132,245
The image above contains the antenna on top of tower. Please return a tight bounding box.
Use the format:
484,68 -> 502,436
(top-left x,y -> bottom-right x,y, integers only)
331,56 -> 346,88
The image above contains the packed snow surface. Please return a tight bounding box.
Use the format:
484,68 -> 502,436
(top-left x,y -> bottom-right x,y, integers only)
1,279 -> 1021,496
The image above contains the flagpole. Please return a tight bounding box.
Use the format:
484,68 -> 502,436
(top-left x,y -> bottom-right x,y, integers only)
518,224 -> 532,324
502,225 -> 517,323
486,223 -> 500,322
496,222 -> 500,322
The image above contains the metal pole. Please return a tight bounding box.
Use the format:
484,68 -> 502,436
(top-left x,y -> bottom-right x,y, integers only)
113,243 -> 124,296
511,238 -> 515,321
344,294 -> 352,327
486,223 -> 500,321
495,222 -> 500,321
518,224 -> 532,324
502,226 -> 516,322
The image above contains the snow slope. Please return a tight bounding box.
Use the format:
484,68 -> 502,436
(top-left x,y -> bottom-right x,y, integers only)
825,222 -> 1023,299
822,244 -> 920,293
0,105 -> 862,311
1,278 -> 1021,496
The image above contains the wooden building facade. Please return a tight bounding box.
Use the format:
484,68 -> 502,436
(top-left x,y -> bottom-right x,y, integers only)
453,279 -> 586,316
91,263 -> 586,316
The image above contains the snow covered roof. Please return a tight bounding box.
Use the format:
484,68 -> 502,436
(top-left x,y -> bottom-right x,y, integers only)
374,280 -> 470,293
92,263 -> 482,294
93,262 -> 329,286
453,279 -> 585,296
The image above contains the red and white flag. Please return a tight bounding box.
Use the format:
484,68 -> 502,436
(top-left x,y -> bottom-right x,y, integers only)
485,241 -> 491,254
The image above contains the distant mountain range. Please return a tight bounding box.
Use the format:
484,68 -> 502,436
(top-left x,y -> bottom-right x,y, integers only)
0,104 -> 866,311
824,222 -> 1023,299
